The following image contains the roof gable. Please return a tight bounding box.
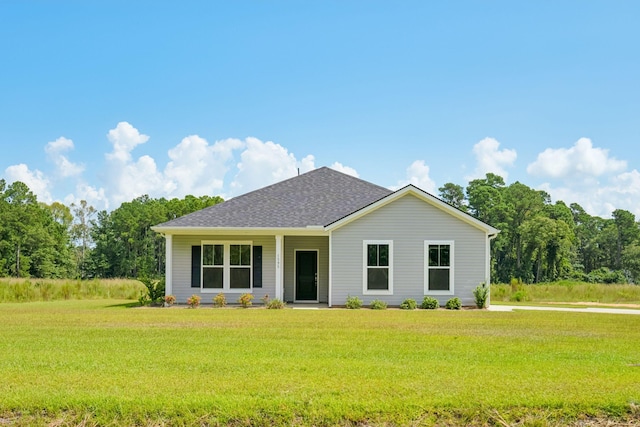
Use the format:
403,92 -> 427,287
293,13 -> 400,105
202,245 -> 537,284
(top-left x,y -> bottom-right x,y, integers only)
154,167 -> 392,230
326,184 -> 500,235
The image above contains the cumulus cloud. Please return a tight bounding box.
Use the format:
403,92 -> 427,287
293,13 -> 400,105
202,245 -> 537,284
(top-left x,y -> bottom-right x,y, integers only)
4,163 -> 52,203
230,138 -> 316,195
102,122 -> 164,208
45,137 -> 85,177
527,138 -> 626,180
164,136 -> 244,197
526,138 -> 636,217
467,137 -> 517,181
330,162 -> 359,177
392,160 -> 437,193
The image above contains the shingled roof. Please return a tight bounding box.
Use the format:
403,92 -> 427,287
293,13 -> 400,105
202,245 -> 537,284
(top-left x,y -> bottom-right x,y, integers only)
154,167 -> 393,229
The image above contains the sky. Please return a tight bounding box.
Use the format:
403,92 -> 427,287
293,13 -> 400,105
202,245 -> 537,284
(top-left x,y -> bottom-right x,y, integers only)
1,1 -> 639,218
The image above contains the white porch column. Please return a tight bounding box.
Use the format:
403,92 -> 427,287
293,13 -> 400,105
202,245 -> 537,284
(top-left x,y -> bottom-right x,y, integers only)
328,231 -> 333,307
275,235 -> 283,300
165,234 -> 173,296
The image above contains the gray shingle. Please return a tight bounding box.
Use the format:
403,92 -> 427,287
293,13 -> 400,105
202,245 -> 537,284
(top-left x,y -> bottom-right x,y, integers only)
155,167 -> 393,228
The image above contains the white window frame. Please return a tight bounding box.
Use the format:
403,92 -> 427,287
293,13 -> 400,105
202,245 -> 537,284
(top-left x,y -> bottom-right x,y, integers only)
201,240 -> 252,293
363,240 -> 393,295
424,240 -> 454,295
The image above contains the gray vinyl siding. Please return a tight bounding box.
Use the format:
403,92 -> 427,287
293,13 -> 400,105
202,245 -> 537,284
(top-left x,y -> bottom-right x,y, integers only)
171,235 -> 275,304
283,236 -> 329,303
330,194 -> 488,307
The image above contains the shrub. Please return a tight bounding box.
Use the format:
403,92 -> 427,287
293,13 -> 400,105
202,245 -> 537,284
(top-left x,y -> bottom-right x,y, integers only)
445,297 -> 462,310
510,289 -> 529,302
266,298 -> 286,309
345,295 -> 363,309
187,294 -> 201,308
369,299 -> 388,310
238,293 -> 254,308
473,282 -> 489,308
213,293 -> 227,308
137,276 -> 165,306
421,296 -> 439,310
399,298 -> 417,310
164,295 -> 176,306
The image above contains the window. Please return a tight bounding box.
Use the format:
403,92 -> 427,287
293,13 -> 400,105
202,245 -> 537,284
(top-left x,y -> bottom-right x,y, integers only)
201,241 -> 252,291
363,240 -> 393,294
425,241 -> 454,294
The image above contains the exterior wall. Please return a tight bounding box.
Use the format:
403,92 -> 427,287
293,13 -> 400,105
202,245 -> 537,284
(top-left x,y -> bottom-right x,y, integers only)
283,236 -> 329,303
330,194 -> 488,307
171,235 -> 275,304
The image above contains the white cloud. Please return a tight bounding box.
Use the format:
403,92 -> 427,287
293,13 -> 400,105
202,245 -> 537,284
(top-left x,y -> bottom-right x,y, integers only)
230,137 -> 315,195
103,122 -> 163,207
526,138 -> 636,218
45,137 -> 84,177
4,163 -> 52,203
164,136 -> 244,197
467,137 -> 517,181
392,160 -> 437,193
527,138 -> 626,180
329,162 -> 359,177
106,121 -> 150,163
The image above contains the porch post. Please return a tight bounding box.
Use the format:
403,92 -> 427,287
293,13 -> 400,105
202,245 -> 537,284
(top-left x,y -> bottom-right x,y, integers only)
165,234 -> 173,296
328,231 -> 333,307
275,235 -> 283,300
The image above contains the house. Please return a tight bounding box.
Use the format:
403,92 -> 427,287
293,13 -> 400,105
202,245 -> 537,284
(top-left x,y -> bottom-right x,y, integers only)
152,167 -> 499,307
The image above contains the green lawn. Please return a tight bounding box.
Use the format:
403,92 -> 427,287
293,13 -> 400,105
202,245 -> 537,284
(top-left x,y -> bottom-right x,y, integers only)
1,300 -> 639,426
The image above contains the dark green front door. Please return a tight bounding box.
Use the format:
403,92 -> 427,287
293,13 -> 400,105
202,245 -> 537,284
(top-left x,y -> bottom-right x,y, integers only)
296,251 -> 318,301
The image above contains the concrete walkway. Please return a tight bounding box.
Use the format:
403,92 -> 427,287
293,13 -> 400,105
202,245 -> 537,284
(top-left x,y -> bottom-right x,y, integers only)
488,304 -> 640,315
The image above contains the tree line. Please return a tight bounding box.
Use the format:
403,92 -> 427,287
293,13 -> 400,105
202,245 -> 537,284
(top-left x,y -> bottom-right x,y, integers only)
1,175 -> 639,284
0,179 -> 221,279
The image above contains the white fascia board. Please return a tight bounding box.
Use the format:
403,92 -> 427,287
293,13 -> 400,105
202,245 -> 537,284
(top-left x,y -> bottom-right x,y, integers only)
150,226 -> 330,237
325,185 -> 500,235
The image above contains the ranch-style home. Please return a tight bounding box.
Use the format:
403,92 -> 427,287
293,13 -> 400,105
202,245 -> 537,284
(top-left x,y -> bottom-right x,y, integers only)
152,167 -> 499,307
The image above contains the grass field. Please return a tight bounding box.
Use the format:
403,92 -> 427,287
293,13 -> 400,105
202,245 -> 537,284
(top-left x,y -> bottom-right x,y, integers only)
491,282 -> 640,305
0,278 -> 144,303
1,300 -> 639,426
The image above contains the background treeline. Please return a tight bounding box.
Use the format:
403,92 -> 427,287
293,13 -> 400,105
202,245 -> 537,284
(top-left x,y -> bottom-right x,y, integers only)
1,174 -> 640,284
0,179 -> 221,279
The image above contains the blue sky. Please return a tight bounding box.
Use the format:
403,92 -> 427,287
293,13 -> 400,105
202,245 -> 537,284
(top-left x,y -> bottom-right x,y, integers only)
1,1 -> 639,217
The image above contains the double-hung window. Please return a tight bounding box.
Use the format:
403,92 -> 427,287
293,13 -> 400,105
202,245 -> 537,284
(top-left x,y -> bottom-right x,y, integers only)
363,240 -> 393,294
202,241 -> 252,291
425,240 -> 454,295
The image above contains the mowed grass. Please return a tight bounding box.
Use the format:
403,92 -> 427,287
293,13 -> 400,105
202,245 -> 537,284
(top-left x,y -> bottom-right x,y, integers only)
1,301 -> 639,426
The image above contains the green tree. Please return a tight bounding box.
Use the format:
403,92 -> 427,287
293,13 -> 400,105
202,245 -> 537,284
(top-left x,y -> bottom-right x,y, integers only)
438,183 -> 466,211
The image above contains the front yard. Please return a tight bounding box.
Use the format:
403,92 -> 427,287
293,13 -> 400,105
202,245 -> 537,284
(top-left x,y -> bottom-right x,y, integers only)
0,300 -> 639,426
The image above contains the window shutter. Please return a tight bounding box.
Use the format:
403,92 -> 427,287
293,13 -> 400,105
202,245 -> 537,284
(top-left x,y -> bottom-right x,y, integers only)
191,246 -> 201,288
253,246 -> 262,288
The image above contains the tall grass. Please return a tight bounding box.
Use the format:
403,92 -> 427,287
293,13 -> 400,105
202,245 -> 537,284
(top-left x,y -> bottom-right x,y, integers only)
0,278 -> 144,303
491,281 -> 640,304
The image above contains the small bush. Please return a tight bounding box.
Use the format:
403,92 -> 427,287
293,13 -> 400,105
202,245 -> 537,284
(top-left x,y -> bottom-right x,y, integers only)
369,299 -> 388,310
238,293 -> 254,308
187,294 -> 201,308
510,289 -> 529,302
138,276 -> 165,306
266,298 -> 286,309
345,295 -> 363,309
473,282 -> 489,308
421,296 -> 439,310
164,295 -> 176,306
400,298 -> 417,310
445,297 -> 462,310
213,293 -> 227,308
